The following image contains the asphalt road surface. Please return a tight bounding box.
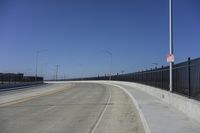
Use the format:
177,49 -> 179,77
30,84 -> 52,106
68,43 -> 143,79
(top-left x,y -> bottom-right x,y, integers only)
0,83 -> 145,133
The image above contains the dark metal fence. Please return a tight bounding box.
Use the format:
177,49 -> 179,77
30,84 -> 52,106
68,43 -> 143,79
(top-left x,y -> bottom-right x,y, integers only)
0,73 -> 44,90
112,57 -> 200,101
0,73 -> 43,82
73,57 -> 200,101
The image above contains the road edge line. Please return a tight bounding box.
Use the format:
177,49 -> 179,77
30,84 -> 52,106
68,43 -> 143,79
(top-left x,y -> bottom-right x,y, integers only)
104,83 -> 151,133
90,86 -> 112,133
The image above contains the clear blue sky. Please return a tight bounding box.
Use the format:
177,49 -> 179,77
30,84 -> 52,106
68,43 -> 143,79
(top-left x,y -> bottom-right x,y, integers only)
0,0 -> 200,79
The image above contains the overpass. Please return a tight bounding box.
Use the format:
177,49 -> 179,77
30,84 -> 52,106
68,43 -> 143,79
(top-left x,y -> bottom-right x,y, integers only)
0,81 -> 200,133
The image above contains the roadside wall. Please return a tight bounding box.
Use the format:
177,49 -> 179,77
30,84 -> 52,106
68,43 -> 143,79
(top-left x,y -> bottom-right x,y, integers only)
0,81 -> 44,92
115,81 -> 200,123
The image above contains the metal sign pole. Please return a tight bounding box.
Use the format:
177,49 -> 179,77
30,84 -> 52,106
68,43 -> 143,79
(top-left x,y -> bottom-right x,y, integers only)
169,0 -> 173,92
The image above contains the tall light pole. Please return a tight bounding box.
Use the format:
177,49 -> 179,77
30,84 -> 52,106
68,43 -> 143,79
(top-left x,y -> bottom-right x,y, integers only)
55,65 -> 60,81
78,63 -> 84,80
40,62 -> 48,78
63,73 -> 66,80
104,50 -> 112,80
121,70 -> 125,75
35,49 -> 47,81
169,0 -> 174,92
152,63 -> 159,68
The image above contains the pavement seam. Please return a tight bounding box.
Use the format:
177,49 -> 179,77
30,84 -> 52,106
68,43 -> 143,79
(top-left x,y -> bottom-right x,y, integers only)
104,83 -> 151,133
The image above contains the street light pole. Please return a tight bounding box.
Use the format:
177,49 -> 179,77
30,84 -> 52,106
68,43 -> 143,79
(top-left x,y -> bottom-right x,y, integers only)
121,70 -> 125,75
55,65 -> 60,81
40,62 -> 48,78
35,49 -> 47,81
152,63 -> 159,68
35,52 -> 39,81
78,64 -> 84,80
169,0 -> 174,92
110,53 -> 112,80
104,50 -> 112,80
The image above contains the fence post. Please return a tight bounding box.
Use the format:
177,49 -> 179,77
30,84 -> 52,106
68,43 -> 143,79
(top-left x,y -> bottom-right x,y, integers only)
188,57 -> 191,98
145,69 -> 148,84
9,74 -> 11,85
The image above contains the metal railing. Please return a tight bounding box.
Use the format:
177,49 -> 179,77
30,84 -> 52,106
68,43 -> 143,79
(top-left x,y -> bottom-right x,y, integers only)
112,57 -> 200,101
0,73 -> 44,91
71,57 -> 200,101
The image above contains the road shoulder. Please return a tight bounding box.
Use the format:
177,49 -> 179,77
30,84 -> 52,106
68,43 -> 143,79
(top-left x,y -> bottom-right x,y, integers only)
111,82 -> 200,133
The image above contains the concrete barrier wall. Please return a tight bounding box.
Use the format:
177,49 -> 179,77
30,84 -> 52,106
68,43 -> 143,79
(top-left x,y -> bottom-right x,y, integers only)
0,82 -> 44,92
116,81 -> 200,123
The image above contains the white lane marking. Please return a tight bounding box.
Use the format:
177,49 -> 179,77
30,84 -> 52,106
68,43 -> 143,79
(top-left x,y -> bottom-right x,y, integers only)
38,105 -> 56,114
104,83 -> 151,133
45,105 -> 56,112
91,87 -> 112,133
29,105 -> 57,117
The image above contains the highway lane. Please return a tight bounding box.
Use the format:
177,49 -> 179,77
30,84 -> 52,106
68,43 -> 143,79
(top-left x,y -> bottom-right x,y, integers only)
0,83 -> 144,133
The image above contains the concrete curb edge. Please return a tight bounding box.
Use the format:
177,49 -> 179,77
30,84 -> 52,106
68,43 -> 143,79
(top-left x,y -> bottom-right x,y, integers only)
104,83 -> 151,133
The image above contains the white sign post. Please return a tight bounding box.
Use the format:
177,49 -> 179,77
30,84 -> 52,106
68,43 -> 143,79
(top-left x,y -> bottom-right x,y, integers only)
169,0 -> 174,92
